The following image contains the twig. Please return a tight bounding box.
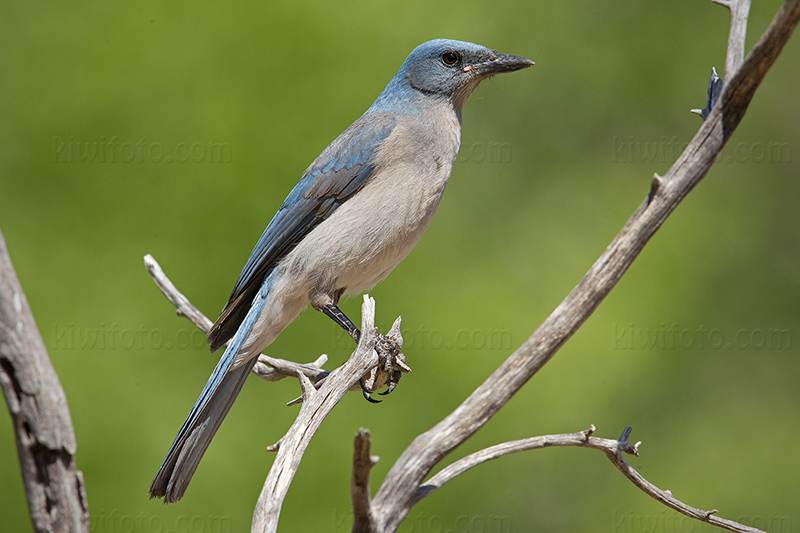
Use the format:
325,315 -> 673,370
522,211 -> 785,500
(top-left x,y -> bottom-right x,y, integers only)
0,228 -> 89,533
144,253 -> 213,332
713,0 -> 752,80
411,425 -> 763,533
369,2 -> 800,531
143,254 -> 327,383
414,426 -> 600,503
605,427 -> 764,533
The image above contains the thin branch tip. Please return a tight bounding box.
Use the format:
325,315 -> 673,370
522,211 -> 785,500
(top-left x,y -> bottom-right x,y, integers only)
296,370 -> 316,398
388,316 -> 402,336
266,442 -> 280,452
648,173 -> 663,202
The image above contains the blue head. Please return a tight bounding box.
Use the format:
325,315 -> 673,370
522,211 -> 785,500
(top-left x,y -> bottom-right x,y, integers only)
369,39 -> 533,116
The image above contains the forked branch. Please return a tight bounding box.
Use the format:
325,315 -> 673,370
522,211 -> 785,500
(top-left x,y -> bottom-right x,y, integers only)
365,1 -> 800,531
404,426 -> 764,533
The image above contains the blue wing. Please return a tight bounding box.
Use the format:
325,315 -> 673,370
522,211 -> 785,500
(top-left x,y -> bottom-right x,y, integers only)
207,112 -> 397,351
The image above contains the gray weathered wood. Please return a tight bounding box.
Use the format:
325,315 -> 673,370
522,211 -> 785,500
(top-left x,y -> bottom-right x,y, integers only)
414,426 -> 766,533
250,296 -> 397,532
367,1 -> 800,531
0,228 -> 89,533
144,254 -> 329,384
351,429 -> 378,533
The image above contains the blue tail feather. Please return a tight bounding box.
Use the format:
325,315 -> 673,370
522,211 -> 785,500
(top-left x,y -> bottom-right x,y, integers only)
149,275 -> 274,502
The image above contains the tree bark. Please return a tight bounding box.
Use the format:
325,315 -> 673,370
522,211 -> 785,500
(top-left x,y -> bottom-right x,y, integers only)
0,228 -> 89,533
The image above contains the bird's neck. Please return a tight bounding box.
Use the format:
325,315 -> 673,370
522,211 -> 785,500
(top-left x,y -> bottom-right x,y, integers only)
368,76 -> 463,126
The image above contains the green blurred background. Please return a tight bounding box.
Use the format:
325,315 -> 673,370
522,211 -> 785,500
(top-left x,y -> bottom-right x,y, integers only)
2,1 -> 799,531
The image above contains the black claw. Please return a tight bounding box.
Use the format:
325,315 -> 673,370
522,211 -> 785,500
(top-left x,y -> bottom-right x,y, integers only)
360,378 -> 382,403
362,390 -> 382,403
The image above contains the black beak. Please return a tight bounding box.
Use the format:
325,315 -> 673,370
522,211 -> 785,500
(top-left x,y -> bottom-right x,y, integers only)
470,53 -> 534,76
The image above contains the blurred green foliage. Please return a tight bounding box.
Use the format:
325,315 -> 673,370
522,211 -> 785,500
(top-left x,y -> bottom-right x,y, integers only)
2,1 -> 799,531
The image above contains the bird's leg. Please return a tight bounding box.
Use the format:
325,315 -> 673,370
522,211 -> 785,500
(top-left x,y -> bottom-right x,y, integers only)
314,302 -> 382,402
319,303 -> 361,343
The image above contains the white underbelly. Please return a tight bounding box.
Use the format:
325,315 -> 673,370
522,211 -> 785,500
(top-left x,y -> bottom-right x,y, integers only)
283,158 -> 450,296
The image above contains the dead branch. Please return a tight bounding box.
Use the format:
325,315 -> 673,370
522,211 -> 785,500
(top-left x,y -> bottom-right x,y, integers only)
352,429 -> 378,533
144,254 -> 328,384
411,426 -> 765,533
0,228 -> 89,533
145,255 -> 404,531
145,252 -> 404,530
250,297 -> 402,532
365,1 -> 800,531
713,0 -> 752,80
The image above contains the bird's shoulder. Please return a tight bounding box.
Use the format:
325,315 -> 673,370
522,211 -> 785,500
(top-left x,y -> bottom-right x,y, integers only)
289,112 -> 398,202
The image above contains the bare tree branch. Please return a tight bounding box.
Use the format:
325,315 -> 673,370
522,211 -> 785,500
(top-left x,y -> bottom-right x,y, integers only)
606,427 -> 765,533
409,426 -> 765,533
413,426 -> 603,504
368,1 -> 800,531
0,228 -> 89,533
713,0 -> 752,80
251,297 -> 402,532
352,429 -> 378,533
144,255 -> 405,531
144,253 -> 213,332
144,271 -> 385,531
144,254 -> 328,384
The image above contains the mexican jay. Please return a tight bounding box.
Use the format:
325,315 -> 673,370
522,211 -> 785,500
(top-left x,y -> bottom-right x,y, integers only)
149,38 -> 533,503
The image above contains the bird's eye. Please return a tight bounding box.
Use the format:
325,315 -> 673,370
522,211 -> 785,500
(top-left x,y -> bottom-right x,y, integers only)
441,51 -> 460,66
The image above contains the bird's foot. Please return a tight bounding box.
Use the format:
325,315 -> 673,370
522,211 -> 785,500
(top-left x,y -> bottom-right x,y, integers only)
359,324 -> 409,402
291,316 -> 408,404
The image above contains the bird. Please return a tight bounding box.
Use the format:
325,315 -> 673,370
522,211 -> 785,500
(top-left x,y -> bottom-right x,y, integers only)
149,38 -> 533,503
